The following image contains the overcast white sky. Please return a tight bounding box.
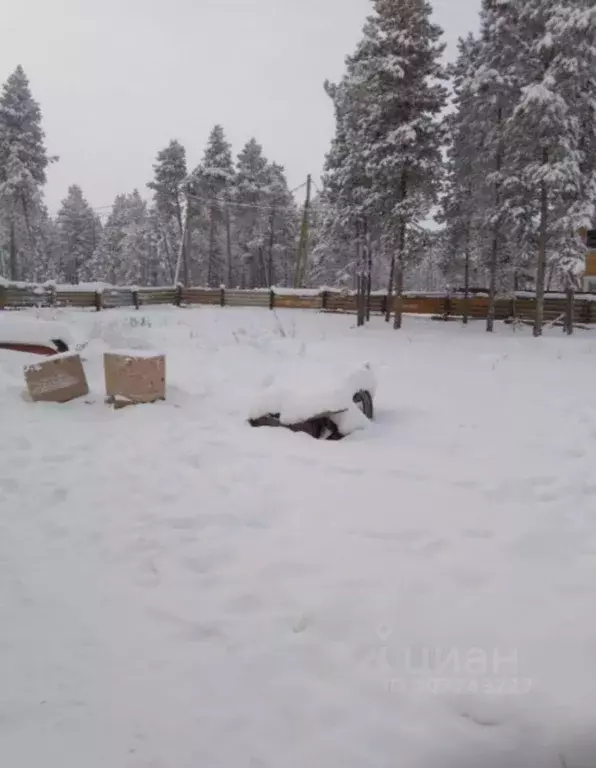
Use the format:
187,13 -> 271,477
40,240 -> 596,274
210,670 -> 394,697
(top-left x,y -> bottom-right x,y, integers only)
2,0 -> 481,213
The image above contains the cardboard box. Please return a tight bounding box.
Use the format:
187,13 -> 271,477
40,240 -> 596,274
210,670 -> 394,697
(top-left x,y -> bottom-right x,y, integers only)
104,351 -> 166,405
24,352 -> 89,403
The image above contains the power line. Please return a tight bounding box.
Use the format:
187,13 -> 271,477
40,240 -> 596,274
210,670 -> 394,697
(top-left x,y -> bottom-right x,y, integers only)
50,179 -> 309,219
184,190 -> 297,214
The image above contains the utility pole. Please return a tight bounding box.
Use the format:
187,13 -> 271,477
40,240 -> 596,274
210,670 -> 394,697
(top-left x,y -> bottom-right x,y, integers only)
225,203 -> 233,288
268,206 -> 276,288
174,197 -> 191,287
294,174 -> 312,288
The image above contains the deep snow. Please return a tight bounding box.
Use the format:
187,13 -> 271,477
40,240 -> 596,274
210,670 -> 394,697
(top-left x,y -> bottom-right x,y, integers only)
2,306 -> 596,767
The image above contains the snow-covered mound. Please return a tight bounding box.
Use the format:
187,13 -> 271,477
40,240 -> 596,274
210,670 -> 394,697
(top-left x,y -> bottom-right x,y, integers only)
0,315 -> 75,347
248,361 -> 377,436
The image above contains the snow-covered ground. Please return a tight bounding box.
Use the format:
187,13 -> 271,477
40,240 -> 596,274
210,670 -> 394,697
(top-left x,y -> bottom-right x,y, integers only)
2,306 -> 596,768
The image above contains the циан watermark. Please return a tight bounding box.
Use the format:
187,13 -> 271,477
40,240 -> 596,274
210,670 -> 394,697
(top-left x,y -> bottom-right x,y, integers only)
375,627 -> 533,696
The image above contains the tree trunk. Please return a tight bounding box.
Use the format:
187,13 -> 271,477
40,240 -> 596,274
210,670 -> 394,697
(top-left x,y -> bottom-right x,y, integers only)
21,195 -> 37,282
356,274 -> 364,327
162,228 -> 175,283
393,171 -> 408,330
9,220 -> 17,282
175,192 -> 184,238
225,205 -> 233,287
463,226 -> 470,325
385,251 -> 396,323
355,220 -> 365,327
268,208 -> 276,288
565,279 -> 574,336
487,106 -> 503,333
258,246 -> 267,288
393,219 -> 406,330
365,219 -> 372,322
294,174 -> 312,288
533,149 -> 549,338
546,261 -> 555,292
207,206 -> 216,287
182,208 -> 191,287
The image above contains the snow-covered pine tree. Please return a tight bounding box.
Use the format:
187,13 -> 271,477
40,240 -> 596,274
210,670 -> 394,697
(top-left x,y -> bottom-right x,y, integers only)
147,140 -> 187,283
118,190 -> 150,285
234,139 -> 270,288
440,34 -> 484,321
322,0 -> 448,327
469,0 -> 523,330
144,206 -> 174,285
56,185 -> 98,283
30,205 -> 61,282
190,125 -> 235,287
262,162 -> 298,287
89,192 -> 150,284
0,66 -> 55,281
356,0 -> 447,328
314,75 -> 372,295
504,0 -> 596,336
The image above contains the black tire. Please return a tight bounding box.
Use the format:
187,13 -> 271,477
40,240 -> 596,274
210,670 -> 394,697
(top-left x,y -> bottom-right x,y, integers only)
353,389 -> 374,420
51,338 -> 69,353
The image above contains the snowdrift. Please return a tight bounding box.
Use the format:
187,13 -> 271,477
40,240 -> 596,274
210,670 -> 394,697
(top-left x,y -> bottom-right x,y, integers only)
248,361 -> 377,438
0,315 -> 75,351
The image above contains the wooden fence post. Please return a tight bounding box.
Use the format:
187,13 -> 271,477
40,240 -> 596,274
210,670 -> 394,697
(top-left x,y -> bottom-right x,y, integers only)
269,289 -> 275,310
132,289 -> 140,310
94,291 -> 103,312
220,287 -> 226,307
175,284 -> 182,307
0,285 -> 6,310
321,290 -> 328,311
443,291 -> 452,321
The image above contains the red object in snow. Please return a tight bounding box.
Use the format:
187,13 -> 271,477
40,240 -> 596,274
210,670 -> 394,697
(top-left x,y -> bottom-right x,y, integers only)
0,340 -> 68,356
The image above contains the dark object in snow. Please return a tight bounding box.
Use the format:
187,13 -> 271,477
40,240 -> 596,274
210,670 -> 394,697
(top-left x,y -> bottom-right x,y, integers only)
51,338 -> 69,353
249,389 -> 374,441
0,338 -> 69,356
353,389 -> 374,420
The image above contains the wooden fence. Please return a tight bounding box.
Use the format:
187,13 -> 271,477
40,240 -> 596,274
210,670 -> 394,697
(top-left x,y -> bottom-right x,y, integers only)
0,283 -> 595,324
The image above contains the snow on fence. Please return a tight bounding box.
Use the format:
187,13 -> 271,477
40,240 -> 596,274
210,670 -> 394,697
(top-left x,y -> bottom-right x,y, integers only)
0,282 -> 595,323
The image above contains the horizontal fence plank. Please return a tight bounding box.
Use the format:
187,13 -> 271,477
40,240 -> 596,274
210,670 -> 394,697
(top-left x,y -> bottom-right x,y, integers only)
4,288 -> 52,308
138,289 -> 177,306
274,295 -> 322,310
225,291 -> 270,308
54,291 -> 97,308
102,290 -> 134,309
182,288 -> 221,305
401,297 -> 445,315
